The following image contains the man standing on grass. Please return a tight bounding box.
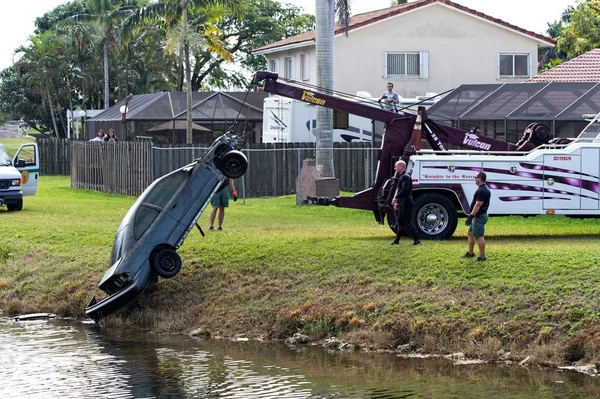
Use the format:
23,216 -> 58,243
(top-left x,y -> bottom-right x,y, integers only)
391,160 -> 420,246
209,178 -> 237,231
463,171 -> 491,261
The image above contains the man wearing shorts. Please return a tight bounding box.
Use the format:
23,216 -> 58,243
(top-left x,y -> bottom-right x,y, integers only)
209,178 -> 237,231
463,172 -> 491,261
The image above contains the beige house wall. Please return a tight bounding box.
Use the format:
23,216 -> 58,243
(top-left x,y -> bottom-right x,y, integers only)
264,3 -> 545,99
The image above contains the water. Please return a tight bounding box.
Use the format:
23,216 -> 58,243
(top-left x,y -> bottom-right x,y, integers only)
0,317 -> 597,399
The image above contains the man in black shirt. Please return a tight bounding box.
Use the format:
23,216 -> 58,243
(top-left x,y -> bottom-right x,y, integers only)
391,160 -> 420,246
463,172 -> 491,261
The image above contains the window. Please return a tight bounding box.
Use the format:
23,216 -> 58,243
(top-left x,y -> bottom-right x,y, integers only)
300,54 -> 309,81
269,59 -> 279,73
499,53 -> 530,78
284,56 -> 295,80
384,51 -> 429,78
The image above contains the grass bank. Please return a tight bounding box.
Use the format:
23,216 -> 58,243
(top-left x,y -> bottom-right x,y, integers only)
0,137 -> 36,154
1,176 -> 600,367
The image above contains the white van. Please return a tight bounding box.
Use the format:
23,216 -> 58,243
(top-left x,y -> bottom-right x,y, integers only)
0,142 -> 39,211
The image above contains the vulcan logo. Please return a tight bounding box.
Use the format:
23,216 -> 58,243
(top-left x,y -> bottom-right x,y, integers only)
463,133 -> 491,150
301,91 -> 326,106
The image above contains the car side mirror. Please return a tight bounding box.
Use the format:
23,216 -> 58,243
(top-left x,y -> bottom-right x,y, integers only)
15,159 -> 25,168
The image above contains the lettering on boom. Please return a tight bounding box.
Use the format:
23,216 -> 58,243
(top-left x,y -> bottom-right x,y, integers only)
462,134 -> 491,150
301,91 -> 326,106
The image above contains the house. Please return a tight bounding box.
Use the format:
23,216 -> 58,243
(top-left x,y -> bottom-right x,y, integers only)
527,48 -> 600,82
253,0 -> 555,99
85,91 -> 269,144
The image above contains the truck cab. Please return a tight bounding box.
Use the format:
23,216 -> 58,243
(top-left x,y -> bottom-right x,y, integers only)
0,142 -> 39,211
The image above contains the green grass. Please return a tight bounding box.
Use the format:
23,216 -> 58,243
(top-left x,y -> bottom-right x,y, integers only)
1,176 -> 600,366
0,137 -> 36,156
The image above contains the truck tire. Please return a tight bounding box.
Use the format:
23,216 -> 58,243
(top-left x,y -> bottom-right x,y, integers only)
219,150 -> 248,179
150,247 -> 182,278
413,193 -> 457,240
7,199 -> 23,211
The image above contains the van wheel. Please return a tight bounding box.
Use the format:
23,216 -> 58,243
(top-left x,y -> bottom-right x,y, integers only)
219,150 -> 248,179
151,247 -> 182,278
413,193 -> 457,240
7,200 -> 23,211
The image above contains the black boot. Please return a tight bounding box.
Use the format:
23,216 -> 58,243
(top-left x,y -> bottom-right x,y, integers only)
412,239 -> 421,245
391,238 -> 400,245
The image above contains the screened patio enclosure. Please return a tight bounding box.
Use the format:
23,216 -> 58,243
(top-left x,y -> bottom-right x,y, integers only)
427,82 -> 600,143
85,91 -> 269,144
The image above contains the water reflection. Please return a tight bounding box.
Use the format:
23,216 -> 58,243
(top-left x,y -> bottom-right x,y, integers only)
0,317 -> 597,399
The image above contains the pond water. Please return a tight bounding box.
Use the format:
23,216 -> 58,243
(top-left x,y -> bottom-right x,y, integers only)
0,317 -> 597,399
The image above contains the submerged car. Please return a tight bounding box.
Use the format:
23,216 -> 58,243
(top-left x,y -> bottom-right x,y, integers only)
85,134 -> 248,320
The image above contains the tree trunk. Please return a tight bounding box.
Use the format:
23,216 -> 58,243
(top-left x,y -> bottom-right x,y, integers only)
47,89 -> 59,138
315,0 -> 335,177
66,72 -> 74,138
183,3 -> 193,144
177,44 -> 184,92
103,41 -> 110,110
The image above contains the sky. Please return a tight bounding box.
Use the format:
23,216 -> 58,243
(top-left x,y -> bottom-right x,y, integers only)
0,0 -> 578,71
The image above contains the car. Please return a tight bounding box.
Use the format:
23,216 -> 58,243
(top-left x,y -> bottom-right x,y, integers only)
85,134 -> 248,320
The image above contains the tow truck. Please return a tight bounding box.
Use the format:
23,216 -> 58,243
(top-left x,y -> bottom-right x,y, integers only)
251,71 -> 596,239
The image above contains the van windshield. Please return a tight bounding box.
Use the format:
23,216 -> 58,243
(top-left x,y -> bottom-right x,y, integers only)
0,145 -> 11,165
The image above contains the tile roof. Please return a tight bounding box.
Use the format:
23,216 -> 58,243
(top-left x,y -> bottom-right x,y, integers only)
253,0 -> 554,53
527,49 -> 600,82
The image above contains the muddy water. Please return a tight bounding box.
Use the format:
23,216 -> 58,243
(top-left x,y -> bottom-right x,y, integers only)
0,317 -> 598,399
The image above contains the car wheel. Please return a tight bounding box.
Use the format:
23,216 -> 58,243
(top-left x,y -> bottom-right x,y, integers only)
7,200 -> 23,211
151,247 -> 182,278
413,193 -> 457,240
219,150 -> 248,179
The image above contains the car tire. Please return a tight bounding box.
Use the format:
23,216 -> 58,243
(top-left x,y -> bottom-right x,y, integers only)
219,150 -> 248,179
7,200 -> 23,211
151,247 -> 182,278
413,193 -> 457,240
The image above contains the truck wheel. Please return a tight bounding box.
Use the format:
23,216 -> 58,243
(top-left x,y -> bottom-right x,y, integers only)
150,247 -> 182,278
219,150 -> 248,179
413,193 -> 457,240
7,200 -> 23,211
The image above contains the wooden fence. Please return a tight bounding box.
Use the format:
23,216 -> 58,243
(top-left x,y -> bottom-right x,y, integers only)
37,138 -> 70,175
71,141 -> 152,196
43,139 -> 377,198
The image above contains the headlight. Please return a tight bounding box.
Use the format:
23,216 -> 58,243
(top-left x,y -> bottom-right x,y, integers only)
11,179 -> 21,186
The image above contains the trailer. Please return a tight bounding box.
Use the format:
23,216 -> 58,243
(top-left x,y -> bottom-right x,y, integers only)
262,95 -> 377,143
251,71 -> 588,239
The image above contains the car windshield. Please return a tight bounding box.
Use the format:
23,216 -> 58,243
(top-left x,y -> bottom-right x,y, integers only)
0,145 -> 10,165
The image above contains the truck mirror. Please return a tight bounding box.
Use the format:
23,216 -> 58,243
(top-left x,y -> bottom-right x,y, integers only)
333,110 -> 349,129
15,159 -> 25,168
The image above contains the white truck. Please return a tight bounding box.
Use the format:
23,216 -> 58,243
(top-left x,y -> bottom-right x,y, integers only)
408,113 -> 600,239
0,143 -> 40,211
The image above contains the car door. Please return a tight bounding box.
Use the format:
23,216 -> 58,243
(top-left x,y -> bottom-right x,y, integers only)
12,143 -> 39,196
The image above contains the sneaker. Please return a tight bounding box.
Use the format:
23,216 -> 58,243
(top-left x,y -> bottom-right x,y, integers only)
209,226 -> 214,231
217,226 -> 223,231
412,240 -> 421,246
475,257 -> 487,262
461,252 -> 475,258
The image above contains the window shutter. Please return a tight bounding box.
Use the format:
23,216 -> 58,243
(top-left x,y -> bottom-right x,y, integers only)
420,51 -> 429,79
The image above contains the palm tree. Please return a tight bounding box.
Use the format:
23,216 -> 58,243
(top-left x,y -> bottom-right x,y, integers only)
70,0 -> 136,109
127,0 -> 241,143
314,0 -> 351,178
15,32 -> 64,137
